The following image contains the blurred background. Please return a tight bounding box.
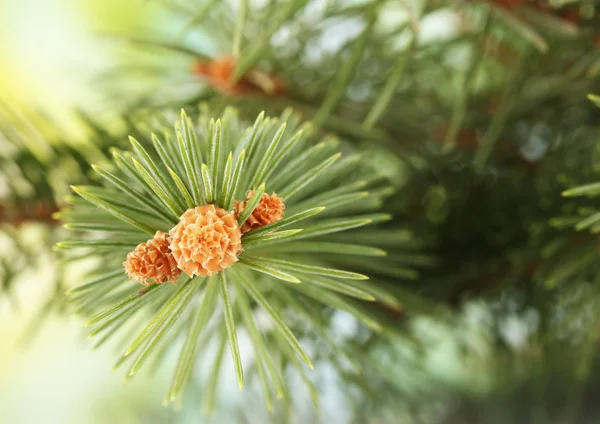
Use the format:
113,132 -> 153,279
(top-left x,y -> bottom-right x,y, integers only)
0,1 -> 173,422
2,0 -> 600,423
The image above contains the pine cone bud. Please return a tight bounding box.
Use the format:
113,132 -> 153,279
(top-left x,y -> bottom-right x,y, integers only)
234,191 -> 285,233
192,55 -> 286,96
124,231 -> 181,285
169,205 -> 242,277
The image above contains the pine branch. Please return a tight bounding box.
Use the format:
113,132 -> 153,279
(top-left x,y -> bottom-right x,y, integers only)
59,107 -> 423,409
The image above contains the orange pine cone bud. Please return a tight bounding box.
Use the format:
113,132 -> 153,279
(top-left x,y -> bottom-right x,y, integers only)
234,191 -> 285,234
169,205 -> 242,277
192,55 -> 286,96
124,231 -> 181,285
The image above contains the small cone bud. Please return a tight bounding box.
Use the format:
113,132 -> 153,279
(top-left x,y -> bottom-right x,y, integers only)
124,231 -> 181,285
192,56 -> 286,96
234,191 -> 285,234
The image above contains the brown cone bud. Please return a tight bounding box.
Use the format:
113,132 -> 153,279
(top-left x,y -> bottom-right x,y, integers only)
124,231 -> 181,285
234,191 -> 285,233
169,205 -> 242,277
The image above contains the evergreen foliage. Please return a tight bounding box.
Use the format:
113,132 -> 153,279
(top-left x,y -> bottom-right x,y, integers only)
57,107 -> 423,408
2,0 -> 600,422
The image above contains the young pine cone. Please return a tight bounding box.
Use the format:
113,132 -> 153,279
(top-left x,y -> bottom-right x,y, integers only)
124,231 -> 181,285
192,55 -> 286,96
169,205 -> 242,277
234,191 -> 285,233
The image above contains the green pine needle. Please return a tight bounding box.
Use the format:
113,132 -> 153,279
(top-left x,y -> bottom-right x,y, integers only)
220,272 -> 244,389
166,277 -> 219,401
237,183 -> 265,226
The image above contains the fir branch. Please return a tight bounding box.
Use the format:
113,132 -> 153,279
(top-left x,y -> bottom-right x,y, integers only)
59,108 -> 414,409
